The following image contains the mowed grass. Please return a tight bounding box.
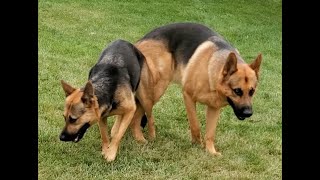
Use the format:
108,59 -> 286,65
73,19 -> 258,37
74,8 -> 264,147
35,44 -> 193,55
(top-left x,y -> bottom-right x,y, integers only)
38,0 -> 282,179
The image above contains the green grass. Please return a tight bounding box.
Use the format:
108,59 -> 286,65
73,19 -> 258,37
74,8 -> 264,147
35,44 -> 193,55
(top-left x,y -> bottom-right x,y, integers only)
38,0 -> 282,179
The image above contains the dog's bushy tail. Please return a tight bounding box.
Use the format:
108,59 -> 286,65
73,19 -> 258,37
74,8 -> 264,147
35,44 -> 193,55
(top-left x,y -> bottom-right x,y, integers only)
140,114 -> 147,128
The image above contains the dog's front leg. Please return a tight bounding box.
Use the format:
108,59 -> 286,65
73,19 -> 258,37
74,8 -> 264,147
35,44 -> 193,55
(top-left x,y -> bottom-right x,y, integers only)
205,106 -> 221,156
111,115 -> 121,138
183,91 -> 202,145
104,108 -> 135,162
98,118 -> 110,158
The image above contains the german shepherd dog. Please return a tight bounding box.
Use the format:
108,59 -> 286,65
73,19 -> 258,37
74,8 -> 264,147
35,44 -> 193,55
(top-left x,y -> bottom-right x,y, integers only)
130,22 -> 262,155
59,39 -> 145,161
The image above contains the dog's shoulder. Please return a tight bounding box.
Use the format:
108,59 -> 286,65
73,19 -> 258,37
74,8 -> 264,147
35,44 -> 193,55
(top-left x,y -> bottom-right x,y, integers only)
207,36 -> 235,51
88,40 -> 145,106
107,39 -> 145,91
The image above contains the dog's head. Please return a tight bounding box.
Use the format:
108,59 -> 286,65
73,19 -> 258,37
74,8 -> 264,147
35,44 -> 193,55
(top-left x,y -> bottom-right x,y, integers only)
59,80 -> 100,142
218,52 -> 262,120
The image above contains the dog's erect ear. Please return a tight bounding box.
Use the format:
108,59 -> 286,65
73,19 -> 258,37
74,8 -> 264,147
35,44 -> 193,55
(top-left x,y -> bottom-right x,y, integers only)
81,81 -> 94,105
61,80 -> 76,97
223,52 -> 238,77
250,54 -> 262,79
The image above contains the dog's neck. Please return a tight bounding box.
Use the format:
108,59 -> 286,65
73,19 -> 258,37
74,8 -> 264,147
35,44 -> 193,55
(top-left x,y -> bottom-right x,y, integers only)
92,95 -> 101,121
90,77 -> 117,105
86,80 -> 116,119
208,51 -> 228,91
91,94 -> 113,121
208,50 -> 245,91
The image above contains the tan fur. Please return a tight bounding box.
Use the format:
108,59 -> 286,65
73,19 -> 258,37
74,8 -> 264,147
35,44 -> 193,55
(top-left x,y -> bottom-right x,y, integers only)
131,39 -> 262,155
130,40 -> 176,142
62,88 -> 99,134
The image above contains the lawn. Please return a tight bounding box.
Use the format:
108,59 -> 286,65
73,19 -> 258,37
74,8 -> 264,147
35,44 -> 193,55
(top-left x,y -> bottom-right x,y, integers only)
38,0 -> 282,179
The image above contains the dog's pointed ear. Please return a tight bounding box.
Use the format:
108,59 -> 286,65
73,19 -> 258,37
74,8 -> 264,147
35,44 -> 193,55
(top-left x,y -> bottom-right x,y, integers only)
81,81 -> 94,105
250,53 -> 262,79
223,52 -> 238,77
61,80 -> 76,97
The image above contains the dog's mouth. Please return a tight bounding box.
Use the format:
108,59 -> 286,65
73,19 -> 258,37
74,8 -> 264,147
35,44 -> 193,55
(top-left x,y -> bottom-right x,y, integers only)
60,123 -> 91,142
236,115 -> 246,120
227,97 -> 252,121
73,123 -> 90,142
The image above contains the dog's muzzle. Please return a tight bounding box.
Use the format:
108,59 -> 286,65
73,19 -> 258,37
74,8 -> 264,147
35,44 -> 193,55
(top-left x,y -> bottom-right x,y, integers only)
59,123 -> 90,142
235,106 -> 253,120
227,98 -> 253,120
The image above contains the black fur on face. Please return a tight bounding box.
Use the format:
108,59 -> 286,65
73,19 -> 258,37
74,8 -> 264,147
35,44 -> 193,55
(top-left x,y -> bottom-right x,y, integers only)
59,123 -> 90,142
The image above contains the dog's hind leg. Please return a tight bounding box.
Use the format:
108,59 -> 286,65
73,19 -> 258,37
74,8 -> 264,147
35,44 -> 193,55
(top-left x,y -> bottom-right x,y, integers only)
142,79 -> 173,141
141,101 -> 156,141
205,106 -> 221,156
130,101 -> 148,143
183,91 -> 202,145
131,98 -> 156,142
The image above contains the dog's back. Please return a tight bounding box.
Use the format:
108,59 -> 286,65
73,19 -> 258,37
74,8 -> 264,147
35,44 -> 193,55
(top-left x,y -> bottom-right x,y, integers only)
89,39 -> 145,106
90,39 -> 144,90
138,22 -> 234,66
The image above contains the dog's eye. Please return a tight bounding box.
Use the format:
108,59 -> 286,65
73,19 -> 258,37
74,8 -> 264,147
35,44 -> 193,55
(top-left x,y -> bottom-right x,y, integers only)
69,116 -> 77,123
233,88 -> 243,96
249,88 -> 255,96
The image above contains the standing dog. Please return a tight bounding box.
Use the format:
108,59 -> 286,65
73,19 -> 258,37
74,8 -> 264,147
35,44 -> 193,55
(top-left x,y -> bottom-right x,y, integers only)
59,39 -> 145,161
130,22 -> 262,155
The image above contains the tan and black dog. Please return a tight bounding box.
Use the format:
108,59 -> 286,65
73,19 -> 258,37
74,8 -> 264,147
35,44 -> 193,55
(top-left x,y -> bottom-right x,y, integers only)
59,39 -> 145,161
130,22 -> 262,155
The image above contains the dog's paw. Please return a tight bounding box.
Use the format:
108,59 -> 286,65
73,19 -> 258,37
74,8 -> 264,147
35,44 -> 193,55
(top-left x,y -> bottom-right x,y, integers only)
138,139 -> 148,144
191,138 -> 203,145
205,145 -> 221,156
105,147 -> 118,162
212,151 -> 222,156
132,131 -> 148,144
206,148 -> 222,156
101,147 -> 117,162
136,137 -> 148,144
101,151 -> 116,162
148,134 -> 156,142
104,153 -> 116,162
101,145 -> 108,157
101,152 -> 116,162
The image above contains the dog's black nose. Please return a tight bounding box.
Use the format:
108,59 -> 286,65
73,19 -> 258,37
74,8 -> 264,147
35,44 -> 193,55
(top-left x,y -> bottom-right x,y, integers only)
241,107 -> 253,117
59,133 -> 66,141
60,132 -> 69,141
